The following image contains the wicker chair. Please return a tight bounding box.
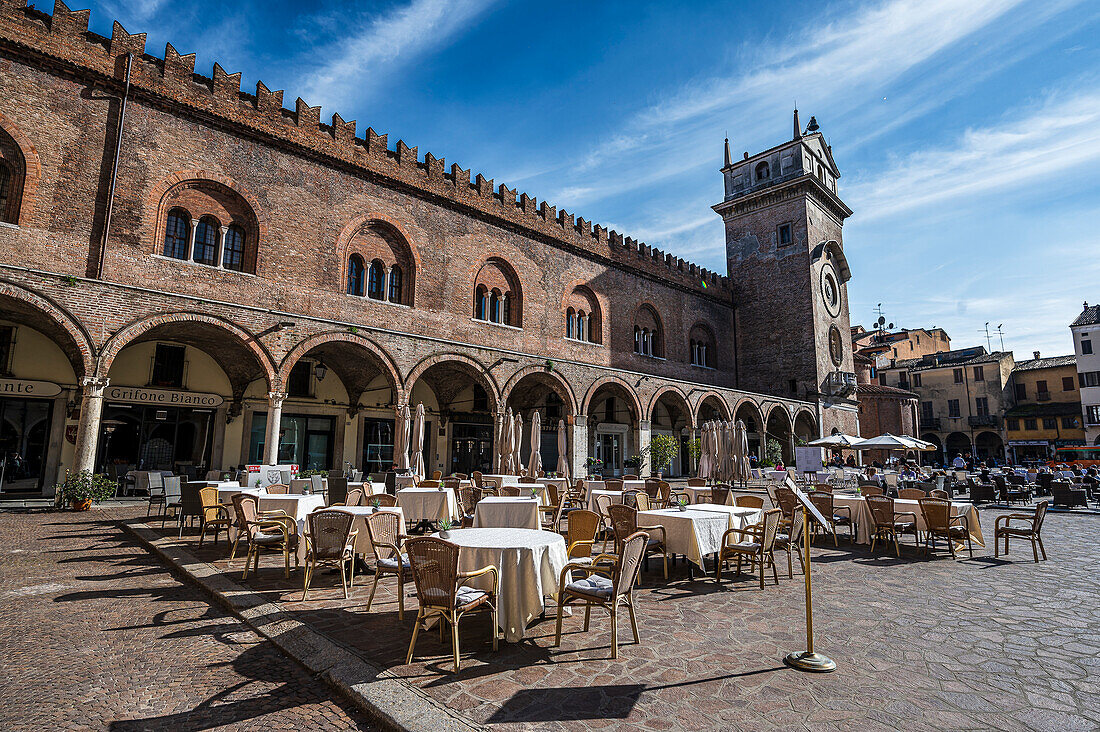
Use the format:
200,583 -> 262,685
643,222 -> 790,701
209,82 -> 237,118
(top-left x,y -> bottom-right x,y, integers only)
773,505 -> 805,579
198,487 -> 233,548
371,493 -> 398,508
499,485 -> 523,497
930,489 -> 950,499
812,484 -> 833,494
604,478 -> 624,492
340,486 -> 364,507
543,485 -> 583,533
898,488 -> 926,500
431,470 -> 443,481
774,486 -> 799,533
457,485 -> 478,527
564,509 -> 602,563
230,494 -> 299,579
265,484 -> 290,495
919,497 -> 973,559
518,475 -> 538,484
859,485 -> 883,497
710,485 -> 731,506
622,490 -> 652,511
450,473 -> 469,480
470,471 -> 483,488
622,474 -> 640,480
302,510 -> 358,600
176,480 -> 204,538
365,511 -> 411,618
865,495 -> 919,557
995,501 -> 1048,562
716,508 -> 781,588
405,537 -> 498,672
687,477 -> 706,487
553,530 -> 648,659
418,480 -> 442,488
146,472 -> 166,517
607,504 -> 667,579
327,477 -> 349,506
734,495 -> 765,510
809,491 -> 852,545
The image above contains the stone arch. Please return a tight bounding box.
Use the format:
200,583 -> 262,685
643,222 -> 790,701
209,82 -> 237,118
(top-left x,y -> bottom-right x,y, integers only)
278,331 -> 402,411
764,403 -> 795,462
336,214 -> 420,306
403,352 -> 500,413
646,384 -> 694,428
631,302 -> 665,358
0,278 -> 95,379
582,375 -> 644,422
793,409 -> 818,442
811,239 -> 851,283
502,365 -> 578,417
694,391 -> 731,423
0,112 -> 42,226
561,282 -> 604,345
147,171 -> 268,272
470,256 -> 524,327
99,312 -> 277,391
687,321 -> 717,368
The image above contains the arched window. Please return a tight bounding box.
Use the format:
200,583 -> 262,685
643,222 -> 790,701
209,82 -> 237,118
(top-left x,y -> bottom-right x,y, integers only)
502,295 -> 512,326
163,208 -> 190,260
474,284 -> 488,319
755,161 -> 770,181
634,304 -> 664,358
689,323 -> 716,367
577,310 -> 586,342
223,225 -> 245,271
193,216 -> 220,265
367,260 -> 385,299
0,161 -> 10,223
634,326 -> 641,354
489,290 -> 501,323
473,258 -> 522,328
388,264 -> 402,303
566,307 -> 575,339
347,254 -> 365,296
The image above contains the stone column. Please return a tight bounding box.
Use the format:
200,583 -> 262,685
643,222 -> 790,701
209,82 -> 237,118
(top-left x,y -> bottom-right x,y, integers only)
73,376 -> 110,475
571,415 -> 588,481
637,419 -> 652,477
216,225 -> 227,267
500,293 -> 508,324
383,266 -> 391,302
188,219 -> 200,261
264,391 -> 286,464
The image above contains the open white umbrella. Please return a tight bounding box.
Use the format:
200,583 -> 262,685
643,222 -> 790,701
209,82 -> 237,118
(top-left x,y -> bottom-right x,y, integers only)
527,411 -> 543,477
807,432 -> 862,448
852,433 -> 933,451
394,403 -> 411,473
556,419 -> 570,483
409,403 -> 426,482
513,412 -> 524,476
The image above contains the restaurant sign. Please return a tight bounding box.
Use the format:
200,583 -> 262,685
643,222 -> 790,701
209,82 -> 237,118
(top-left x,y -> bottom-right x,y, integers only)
105,386 -> 224,407
0,378 -> 63,398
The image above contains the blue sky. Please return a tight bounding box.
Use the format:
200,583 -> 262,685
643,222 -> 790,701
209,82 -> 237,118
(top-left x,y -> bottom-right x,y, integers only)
90,0 -> 1100,358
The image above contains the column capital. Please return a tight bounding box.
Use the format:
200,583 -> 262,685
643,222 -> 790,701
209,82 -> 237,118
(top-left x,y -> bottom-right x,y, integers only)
80,376 -> 110,395
638,419 -> 652,431
267,391 -> 287,407
572,414 -> 588,428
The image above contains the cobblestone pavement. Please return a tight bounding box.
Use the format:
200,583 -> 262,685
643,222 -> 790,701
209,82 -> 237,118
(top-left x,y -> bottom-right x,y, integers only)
163,503 -> 1100,732
0,508 -> 376,731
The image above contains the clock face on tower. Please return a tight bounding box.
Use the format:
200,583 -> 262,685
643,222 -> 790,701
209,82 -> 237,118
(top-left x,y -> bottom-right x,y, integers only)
820,262 -> 842,317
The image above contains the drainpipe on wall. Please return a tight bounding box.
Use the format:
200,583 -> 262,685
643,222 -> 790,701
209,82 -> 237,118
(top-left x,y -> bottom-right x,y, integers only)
96,52 -> 133,280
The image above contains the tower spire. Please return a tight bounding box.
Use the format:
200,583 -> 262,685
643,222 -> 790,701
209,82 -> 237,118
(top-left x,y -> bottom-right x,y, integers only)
723,137 -> 732,167
793,108 -> 802,140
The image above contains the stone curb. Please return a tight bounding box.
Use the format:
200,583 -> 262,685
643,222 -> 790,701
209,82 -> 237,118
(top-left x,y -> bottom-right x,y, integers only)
120,519 -> 485,732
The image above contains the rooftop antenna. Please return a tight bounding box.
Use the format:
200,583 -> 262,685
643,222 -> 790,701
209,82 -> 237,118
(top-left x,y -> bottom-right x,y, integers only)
996,324 -> 1005,351
980,322 -> 993,351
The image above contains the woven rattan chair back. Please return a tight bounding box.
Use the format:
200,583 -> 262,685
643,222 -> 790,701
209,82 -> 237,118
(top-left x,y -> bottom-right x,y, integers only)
604,478 -> 624,492
199,487 -> 222,519
813,484 -> 833,494
594,493 -> 615,519
418,480 -> 442,488
614,531 -> 649,596
735,495 -> 765,510
343,487 -> 364,506
930,489 -> 949,499
442,479 -> 461,495
918,497 -> 951,533
710,485 -> 731,506
567,510 -> 601,558
865,495 -> 895,529
405,537 -> 459,611
327,477 -> 349,506
366,511 -> 402,561
606,504 -> 639,545
266,484 -> 290,494
809,491 -> 834,518
623,490 -> 651,511
860,485 -> 883,497
231,494 -> 258,536
451,473 -> 468,480
458,485 -> 477,515
544,482 -> 560,507
657,481 -> 672,506
307,510 -> 355,561
687,477 -> 706,487
760,508 -> 782,552
431,470 -> 443,481
1033,500 -> 1048,532
899,488 -> 926,500
471,471 -> 483,488
498,485 -> 521,497
372,493 -> 398,507
775,487 -> 798,522
622,474 -> 640,480
518,476 -> 537,484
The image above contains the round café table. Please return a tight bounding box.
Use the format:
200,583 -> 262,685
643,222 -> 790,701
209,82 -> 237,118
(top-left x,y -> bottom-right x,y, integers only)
433,528 -> 568,643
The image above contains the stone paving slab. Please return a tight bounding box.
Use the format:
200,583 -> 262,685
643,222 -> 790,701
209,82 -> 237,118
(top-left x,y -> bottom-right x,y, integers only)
0,507 -> 377,731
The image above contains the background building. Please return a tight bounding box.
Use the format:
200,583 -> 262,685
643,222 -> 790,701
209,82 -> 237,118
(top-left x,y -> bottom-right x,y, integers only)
1071,302 -> 1100,445
853,353 -> 919,464
852,326 -> 951,361
1003,353 -> 1083,462
0,3 -> 851,494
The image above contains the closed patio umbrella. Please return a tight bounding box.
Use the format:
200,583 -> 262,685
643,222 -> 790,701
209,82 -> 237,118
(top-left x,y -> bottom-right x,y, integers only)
527,411 -> 543,478
501,407 -> 515,474
394,403 -> 411,473
409,403 -> 426,483
697,422 -> 711,480
715,422 -> 729,482
556,419 -> 570,483
513,412 -> 524,476
732,419 -> 751,486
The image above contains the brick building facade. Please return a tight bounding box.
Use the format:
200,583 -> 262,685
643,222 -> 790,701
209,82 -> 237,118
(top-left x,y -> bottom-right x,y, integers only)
0,2 -> 854,494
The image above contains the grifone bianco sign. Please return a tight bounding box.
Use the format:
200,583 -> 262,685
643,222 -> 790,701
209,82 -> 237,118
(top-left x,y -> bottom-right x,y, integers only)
0,379 -> 63,397
105,385 -> 224,407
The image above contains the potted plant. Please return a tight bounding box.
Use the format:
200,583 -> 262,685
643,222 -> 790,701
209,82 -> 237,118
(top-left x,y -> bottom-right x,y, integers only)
584,456 -> 604,476
530,487 -> 540,500
624,454 -> 643,471
438,519 -> 453,539
675,494 -> 689,512
55,470 -> 117,511
647,435 -> 680,479
370,497 -> 381,513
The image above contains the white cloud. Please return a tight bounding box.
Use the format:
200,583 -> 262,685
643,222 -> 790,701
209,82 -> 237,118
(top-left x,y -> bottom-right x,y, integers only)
297,0 -> 498,109
847,89 -> 1100,220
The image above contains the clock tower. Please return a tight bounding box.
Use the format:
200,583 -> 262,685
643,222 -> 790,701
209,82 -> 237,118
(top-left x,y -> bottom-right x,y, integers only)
713,111 -> 859,437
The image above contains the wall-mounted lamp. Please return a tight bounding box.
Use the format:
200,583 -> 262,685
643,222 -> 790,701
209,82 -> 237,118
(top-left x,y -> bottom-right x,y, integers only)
314,359 -> 328,382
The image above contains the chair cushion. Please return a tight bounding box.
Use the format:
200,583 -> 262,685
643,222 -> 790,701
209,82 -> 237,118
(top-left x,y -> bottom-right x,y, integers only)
833,515 -> 851,524
566,575 -> 614,600
377,554 -> 410,570
455,586 -> 489,608
893,522 -> 916,531
725,541 -> 760,552
254,531 -> 289,546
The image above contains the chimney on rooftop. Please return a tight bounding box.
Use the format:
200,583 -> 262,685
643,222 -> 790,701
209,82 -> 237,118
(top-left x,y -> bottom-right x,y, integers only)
1033,351 -> 1041,360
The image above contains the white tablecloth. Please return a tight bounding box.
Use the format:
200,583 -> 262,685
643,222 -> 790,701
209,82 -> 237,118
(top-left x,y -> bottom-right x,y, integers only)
329,506 -> 405,555
684,486 -> 737,505
831,495 -> 984,546
586,489 -> 628,516
637,506 -> 762,570
216,486 -> 262,503
473,497 -> 540,529
437,528 -> 568,643
584,479 -> 647,492
397,486 -> 459,523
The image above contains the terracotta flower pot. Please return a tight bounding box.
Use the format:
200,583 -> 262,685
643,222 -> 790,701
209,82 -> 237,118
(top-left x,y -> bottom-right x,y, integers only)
72,499 -> 92,512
